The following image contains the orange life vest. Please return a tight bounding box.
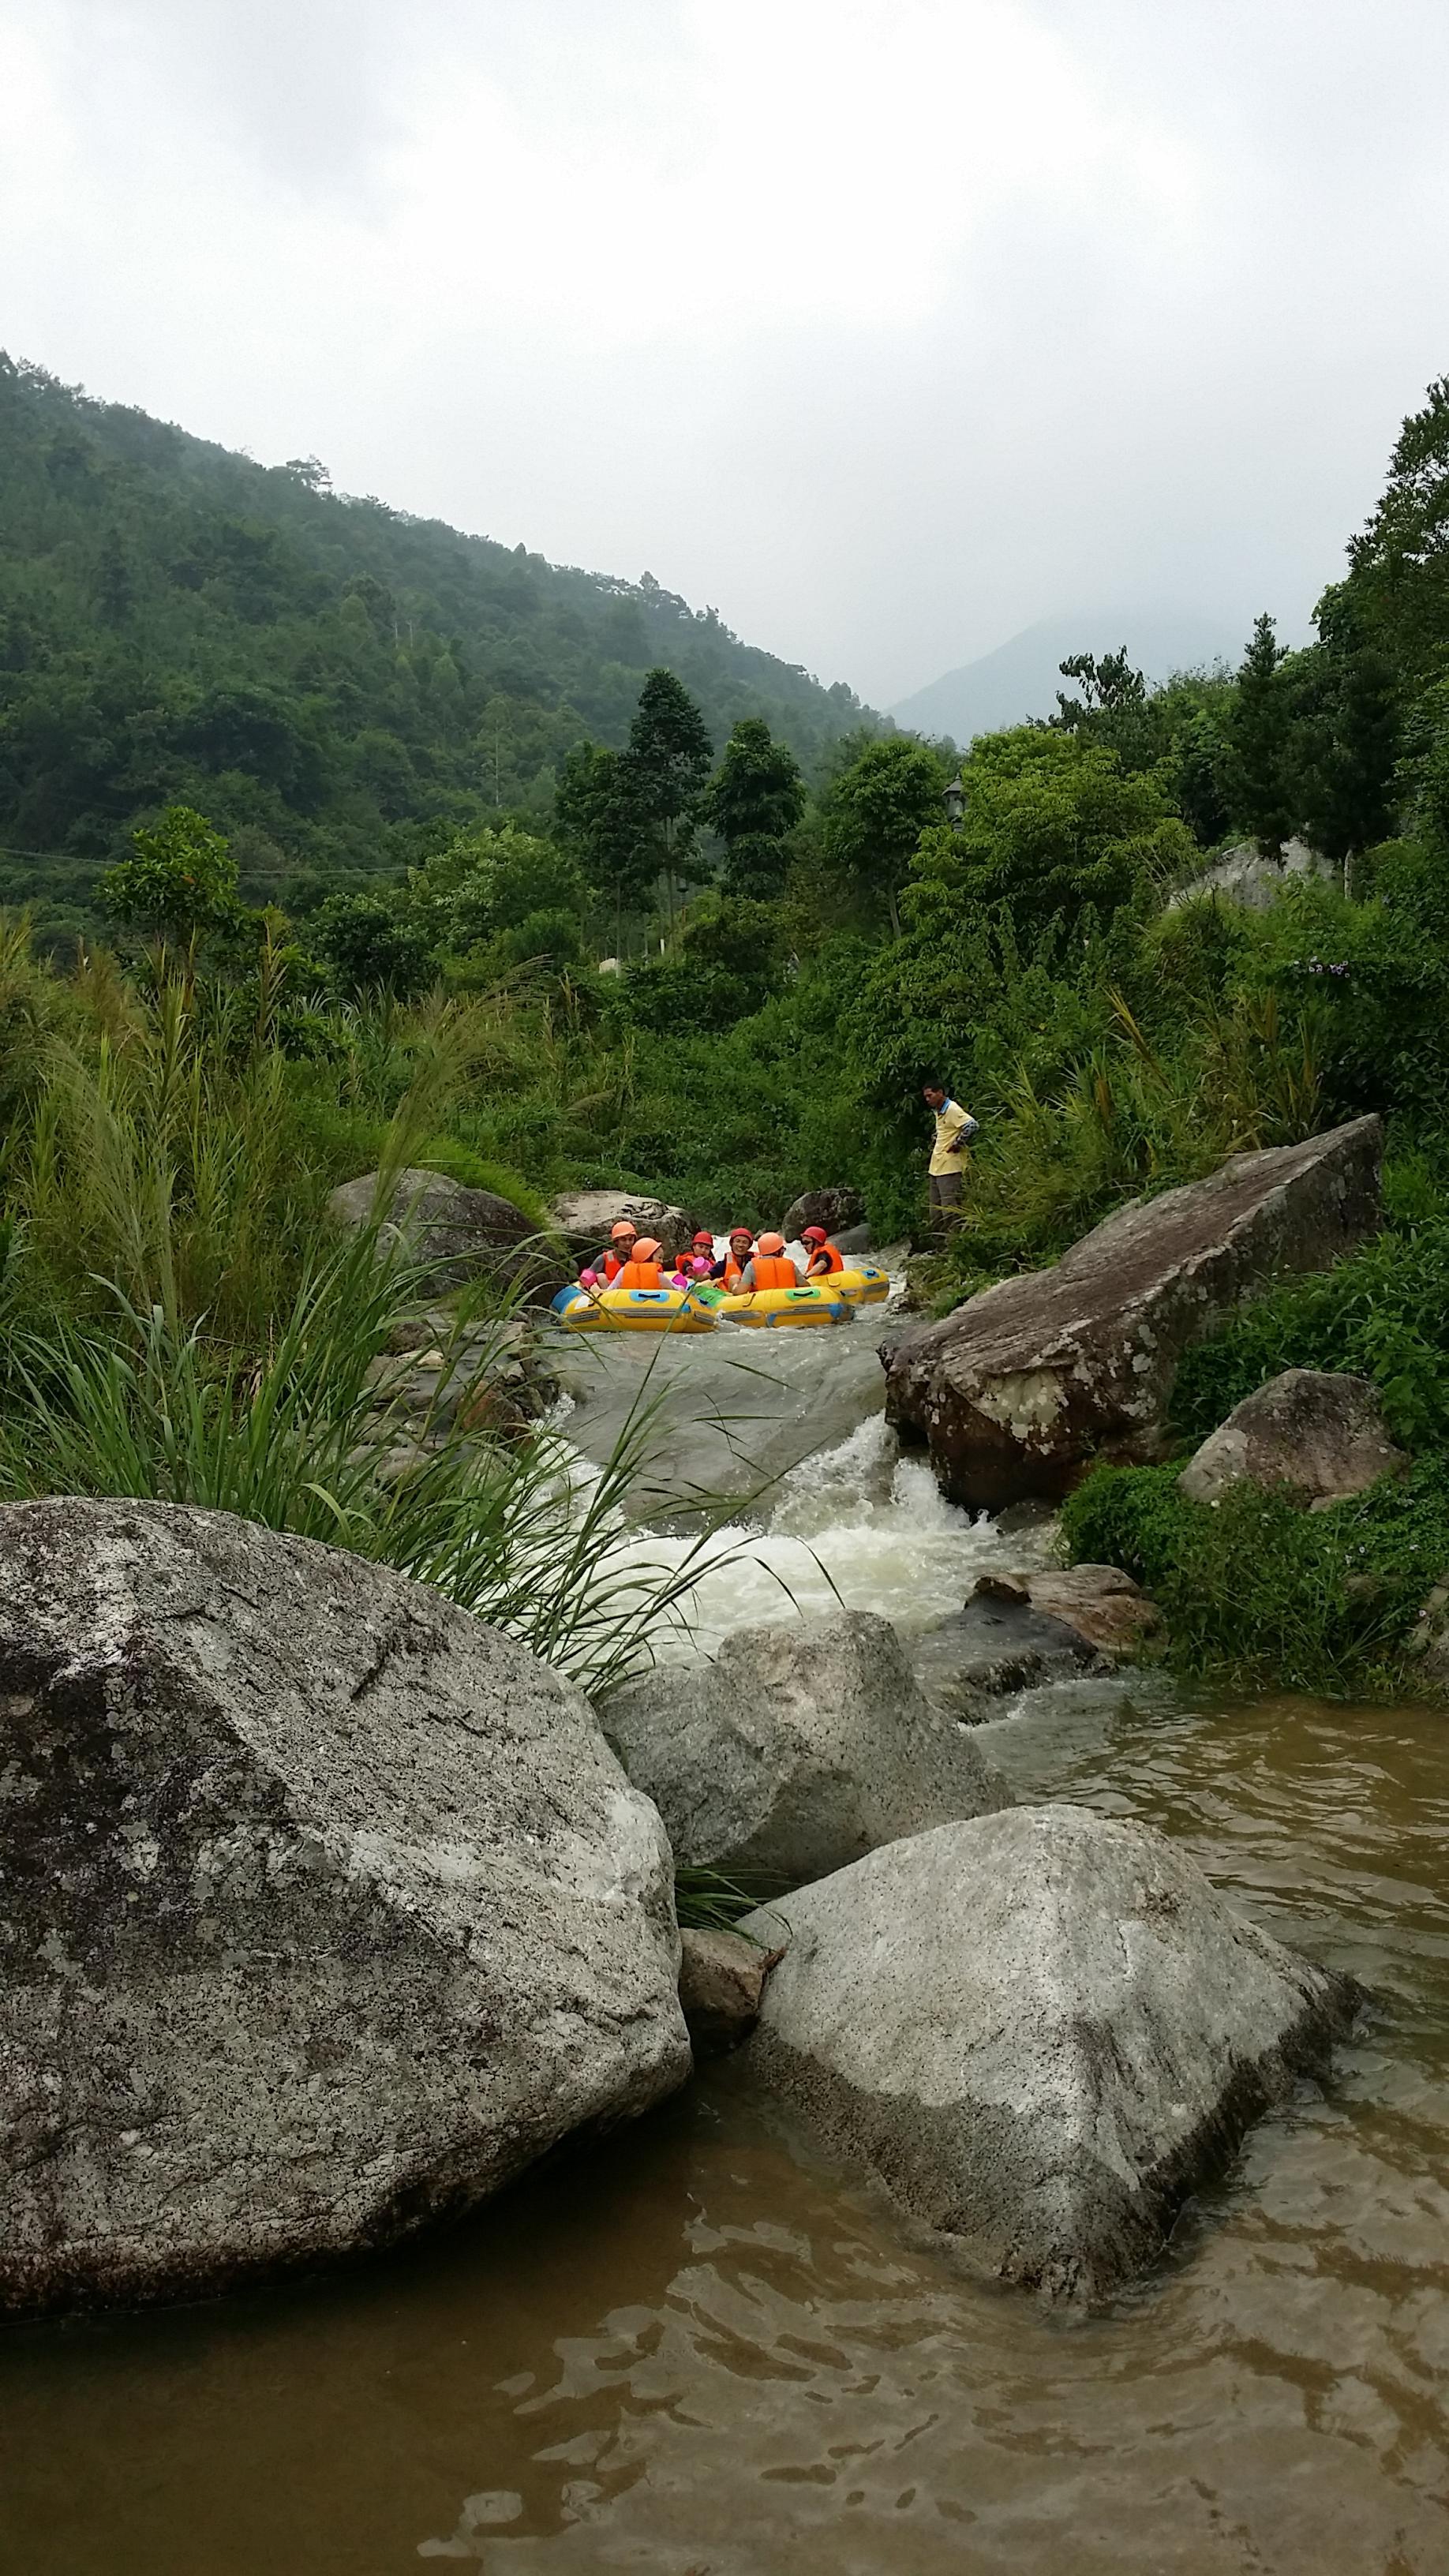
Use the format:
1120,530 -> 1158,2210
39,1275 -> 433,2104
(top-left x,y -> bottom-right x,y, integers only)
806,1241 -> 844,1275
722,1252 -> 750,1289
616,1260 -> 664,1291
749,1255 -> 798,1290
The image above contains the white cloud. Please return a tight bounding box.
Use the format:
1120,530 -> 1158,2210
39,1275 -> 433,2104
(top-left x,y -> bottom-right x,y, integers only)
2,0 -> 1447,702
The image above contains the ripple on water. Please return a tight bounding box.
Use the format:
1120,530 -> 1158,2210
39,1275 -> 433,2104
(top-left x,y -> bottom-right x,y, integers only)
3,1428 -> 1448,2574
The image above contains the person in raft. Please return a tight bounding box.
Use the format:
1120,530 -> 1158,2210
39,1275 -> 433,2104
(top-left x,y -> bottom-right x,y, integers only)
585,1219 -> 638,1283
922,1076 -> 977,1236
671,1229 -> 717,1286
614,1236 -> 665,1290
801,1224 -> 844,1277
712,1225 -> 755,1286
738,1231 -> 800,1291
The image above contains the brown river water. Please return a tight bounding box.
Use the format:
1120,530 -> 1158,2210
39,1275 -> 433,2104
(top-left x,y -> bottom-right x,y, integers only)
4,1325 -> 1448,2573
4,1677 -> 1447,2576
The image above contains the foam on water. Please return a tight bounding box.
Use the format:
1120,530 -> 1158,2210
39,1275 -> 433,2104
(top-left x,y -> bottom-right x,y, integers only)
592,1410 -> 1040,1665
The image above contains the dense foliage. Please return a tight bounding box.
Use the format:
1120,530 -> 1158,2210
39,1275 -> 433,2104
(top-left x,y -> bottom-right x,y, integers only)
14,351 -> 1449,1690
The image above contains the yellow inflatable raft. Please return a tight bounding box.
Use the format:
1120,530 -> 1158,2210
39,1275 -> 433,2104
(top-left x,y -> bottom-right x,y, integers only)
717,1282 -> 854,1328
829,1263 -> 889,1307
557,1285 -> 718,1334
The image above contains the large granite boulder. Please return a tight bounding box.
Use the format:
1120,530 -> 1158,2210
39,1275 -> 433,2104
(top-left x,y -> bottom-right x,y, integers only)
601,1610 -> 1008,1891
1178,1368 -> 1406,1507
328,1167 -> 563,1301
781,1185 -> 865,1244
883,1118 -> 1383,1508
550,1190 -> 708,1260
741,1806 -> 1357,2301
0,1499 -> 689,2317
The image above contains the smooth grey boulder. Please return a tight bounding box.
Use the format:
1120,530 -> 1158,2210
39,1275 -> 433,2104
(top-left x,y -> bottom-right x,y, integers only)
1178,1368 -> 1406,1507
328,1167 -> 563,1301
883,1117 -> 1383,1509
741,1806 -> 1357,2302
781,1185 -> 865,1244
0,1498 -> 688,2317
549,1189 -> 708,1260
601,1610 -> 1008,1890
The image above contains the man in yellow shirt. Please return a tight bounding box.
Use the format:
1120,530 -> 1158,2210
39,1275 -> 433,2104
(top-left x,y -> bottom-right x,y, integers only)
923,1077 -> 975,1236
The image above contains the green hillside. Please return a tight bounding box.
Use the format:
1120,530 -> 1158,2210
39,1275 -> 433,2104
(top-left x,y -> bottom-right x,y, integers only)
0,354 -> 876,942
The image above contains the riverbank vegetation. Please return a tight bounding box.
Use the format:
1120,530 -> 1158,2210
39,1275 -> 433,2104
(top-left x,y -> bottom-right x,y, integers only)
10,354 -> 1449,1688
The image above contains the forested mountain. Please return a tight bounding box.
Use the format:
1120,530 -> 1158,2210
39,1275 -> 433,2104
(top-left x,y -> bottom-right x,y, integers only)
0,354 -> 876,941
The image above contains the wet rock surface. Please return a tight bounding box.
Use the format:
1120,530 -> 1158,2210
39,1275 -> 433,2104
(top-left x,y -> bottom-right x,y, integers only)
328,1168 -> 562,1301
882,1118 -> 1383,1509
0,1499 -> 688,2317
678,1927 -> 780,2056
1178,1367 -> 1406,1508
740,1805 -> 1359,2302
601,1610 -> 1009,1889
911,1566 -> 1155,1716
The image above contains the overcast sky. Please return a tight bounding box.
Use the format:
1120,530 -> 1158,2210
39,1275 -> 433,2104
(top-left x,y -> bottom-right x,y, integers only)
4,0 -> 1448,707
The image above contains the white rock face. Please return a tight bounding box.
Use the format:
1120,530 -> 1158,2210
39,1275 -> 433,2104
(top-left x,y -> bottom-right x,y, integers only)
0,1499 -> 689,2316
742,1806 -> 1357,2301
1178,1368 -> 1406,1507
549,1190 -> 706,1256
602,1611 -> 1008,1889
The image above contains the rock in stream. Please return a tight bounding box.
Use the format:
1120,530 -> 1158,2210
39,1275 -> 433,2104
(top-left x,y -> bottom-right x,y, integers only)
741,1804 -> 1359,2301
0,1498 -> 689,2316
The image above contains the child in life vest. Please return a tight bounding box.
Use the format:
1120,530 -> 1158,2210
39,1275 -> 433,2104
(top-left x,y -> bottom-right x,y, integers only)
670,1230 -> 717,1286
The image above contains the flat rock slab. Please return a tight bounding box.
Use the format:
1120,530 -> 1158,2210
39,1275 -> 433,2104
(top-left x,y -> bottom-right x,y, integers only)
911,1566 -> 1155,1716
911,1593 -> 1103,1716
883,1118 -> 1383,1509
602,1610 -> 1009,1890
742,1806 -> 1357,2302
0,1499 -> 688,2316
1178,1367 -> 1406,1507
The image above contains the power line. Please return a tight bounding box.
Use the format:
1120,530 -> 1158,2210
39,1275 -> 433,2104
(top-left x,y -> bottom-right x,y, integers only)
0,841 -> 102,864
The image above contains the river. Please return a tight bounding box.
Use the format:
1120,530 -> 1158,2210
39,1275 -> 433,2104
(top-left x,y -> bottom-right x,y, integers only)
4,1317 -> 1447,2573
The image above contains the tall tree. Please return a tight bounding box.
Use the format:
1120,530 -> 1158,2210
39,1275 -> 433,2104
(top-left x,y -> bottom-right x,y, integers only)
1286,585 -> 1400,871
1230,615 -> 1296,856
555,741 -> 653,950
704,716 -> 805,897
620,668 -> 713,922
819,736 -> 947,935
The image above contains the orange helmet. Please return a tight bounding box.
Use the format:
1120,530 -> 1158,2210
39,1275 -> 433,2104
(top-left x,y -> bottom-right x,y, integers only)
632,1237 -> 661,1259
610,1219 -> 637,1241
757,1231 -> 785,1256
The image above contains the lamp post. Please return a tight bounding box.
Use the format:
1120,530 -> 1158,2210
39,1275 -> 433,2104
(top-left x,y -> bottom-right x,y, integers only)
943,771 -> 965,830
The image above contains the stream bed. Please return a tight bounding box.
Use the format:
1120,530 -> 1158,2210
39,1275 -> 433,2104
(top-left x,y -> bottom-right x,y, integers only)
4,1324 -> 1447,2574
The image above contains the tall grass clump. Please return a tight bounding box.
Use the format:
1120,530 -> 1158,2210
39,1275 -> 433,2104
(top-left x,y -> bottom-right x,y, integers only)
0,1219 -> 738,1697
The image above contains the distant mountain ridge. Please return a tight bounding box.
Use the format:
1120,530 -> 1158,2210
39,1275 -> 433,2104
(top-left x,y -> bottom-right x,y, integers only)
892,611 -> 1249,747
0,353 -> 880,938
